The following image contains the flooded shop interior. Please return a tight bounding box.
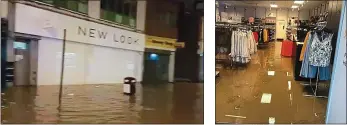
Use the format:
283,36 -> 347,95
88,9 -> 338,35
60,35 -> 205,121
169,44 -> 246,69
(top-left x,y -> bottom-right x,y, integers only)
215,0 -> 346,124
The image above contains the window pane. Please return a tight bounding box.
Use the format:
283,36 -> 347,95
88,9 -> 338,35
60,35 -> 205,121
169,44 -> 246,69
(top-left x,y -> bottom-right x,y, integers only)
67,1 -> 78,11
123,2 -> 130,16
122,15 -> 129,25
115,0 -> 123,13
40,0 -> 54,4
100,0 -> 108,10
129,18 -> 136,27
130,1 -> 137,18
78,2 -> 88,13
54,0 -> 65,7
170,12 -> 177,27
115,14 -> 123,23
107,10 -> 116,22
165,12 -> 170,25
109,0 -> 116,12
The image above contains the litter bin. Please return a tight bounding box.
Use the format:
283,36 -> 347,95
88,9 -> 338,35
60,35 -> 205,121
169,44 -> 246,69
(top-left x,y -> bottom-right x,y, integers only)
123,77 -> 136,95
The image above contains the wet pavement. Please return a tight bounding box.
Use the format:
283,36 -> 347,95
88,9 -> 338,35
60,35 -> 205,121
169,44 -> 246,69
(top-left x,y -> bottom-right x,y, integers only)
1,83 -> 203,124
216,42 -> 328,124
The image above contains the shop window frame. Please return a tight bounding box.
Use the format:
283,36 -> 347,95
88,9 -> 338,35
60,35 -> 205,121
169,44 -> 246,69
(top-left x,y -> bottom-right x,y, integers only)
100,0 -> 137,28
37,0 -> 88,14
159,11 -> 177,28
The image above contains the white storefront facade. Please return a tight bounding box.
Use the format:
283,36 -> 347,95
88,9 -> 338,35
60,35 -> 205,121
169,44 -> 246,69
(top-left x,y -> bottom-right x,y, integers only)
14,3 -> 145,85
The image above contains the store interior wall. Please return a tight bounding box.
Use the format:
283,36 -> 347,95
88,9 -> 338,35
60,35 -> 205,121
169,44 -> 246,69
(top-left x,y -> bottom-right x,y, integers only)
217,4 -> 309,40
299,10 -> 310,20
217,6 -> 303,20
309,1 -> 343,31
326,1 -> 346,123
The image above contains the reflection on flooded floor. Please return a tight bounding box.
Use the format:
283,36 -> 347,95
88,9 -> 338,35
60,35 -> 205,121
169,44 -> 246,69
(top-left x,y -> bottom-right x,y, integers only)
216,42 -> 328,124
1,83 -> 203,124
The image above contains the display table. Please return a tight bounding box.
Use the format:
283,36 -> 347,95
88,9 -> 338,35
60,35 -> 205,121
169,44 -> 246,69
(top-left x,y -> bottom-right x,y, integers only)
281,40 -> 294,57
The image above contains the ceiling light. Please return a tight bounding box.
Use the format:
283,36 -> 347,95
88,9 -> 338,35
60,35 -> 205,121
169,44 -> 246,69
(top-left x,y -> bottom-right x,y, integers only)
270,4 -> 278,8
294,1 -> 305,4
291,5 -> 299,8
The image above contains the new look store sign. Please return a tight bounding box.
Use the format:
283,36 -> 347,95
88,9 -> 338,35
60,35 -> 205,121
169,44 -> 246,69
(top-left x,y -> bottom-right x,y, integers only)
14,4 -> 145,51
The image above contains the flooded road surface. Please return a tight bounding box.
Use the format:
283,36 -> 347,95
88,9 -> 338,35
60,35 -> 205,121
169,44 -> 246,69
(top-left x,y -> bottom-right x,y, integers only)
216,42 -> 328,124
1,83 -> 203,124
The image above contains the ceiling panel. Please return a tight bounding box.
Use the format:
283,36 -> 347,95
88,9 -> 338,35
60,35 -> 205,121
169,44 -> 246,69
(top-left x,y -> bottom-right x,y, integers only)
219,0 -> 327,10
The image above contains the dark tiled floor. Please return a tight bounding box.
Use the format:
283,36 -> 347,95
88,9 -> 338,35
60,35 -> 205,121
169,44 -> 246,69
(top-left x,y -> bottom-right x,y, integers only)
1,83 -> 203,124
216,42 -> 328,124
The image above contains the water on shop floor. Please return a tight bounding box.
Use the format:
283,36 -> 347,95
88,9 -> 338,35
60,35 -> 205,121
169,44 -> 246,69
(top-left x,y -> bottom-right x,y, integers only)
216,42 -> 328,124
1,83 -> 203,124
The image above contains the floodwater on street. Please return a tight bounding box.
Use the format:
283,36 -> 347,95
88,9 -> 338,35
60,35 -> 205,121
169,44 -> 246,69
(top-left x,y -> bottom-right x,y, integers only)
1,83 -> 203,124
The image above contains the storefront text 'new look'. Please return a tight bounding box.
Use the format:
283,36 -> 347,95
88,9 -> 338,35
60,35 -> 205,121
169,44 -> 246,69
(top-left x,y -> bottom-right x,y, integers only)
77,26 -> 139,45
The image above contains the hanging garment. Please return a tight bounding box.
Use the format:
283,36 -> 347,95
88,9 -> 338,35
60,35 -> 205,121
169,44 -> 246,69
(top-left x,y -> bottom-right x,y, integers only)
308,32 -> 333,67
230,30 -> 255,64
264,29 -> 269,42
299,32 -> 331,80
258,30 -> 264,44
299,32 -> 311,61
248,31 -> 257,54
306,65 -> 331,80
253,32 -> 259,43
300,34 -> 314,78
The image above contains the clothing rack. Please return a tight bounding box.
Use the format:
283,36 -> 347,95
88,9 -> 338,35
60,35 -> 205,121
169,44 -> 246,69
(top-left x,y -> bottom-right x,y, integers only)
216,23 -> 233,69
229,27 -> 257,67
216,23 -> 259,68
300,12 -> 332,99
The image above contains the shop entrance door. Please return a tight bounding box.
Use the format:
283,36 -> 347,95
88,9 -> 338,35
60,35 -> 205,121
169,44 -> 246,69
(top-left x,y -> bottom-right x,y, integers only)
143,52 -> 170,84
276,20 -> 286,40
13,39 -> 38,86
14,41 -> 30,86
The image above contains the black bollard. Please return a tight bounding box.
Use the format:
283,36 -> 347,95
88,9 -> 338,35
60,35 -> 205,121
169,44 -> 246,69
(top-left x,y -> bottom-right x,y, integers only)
123,77 -> 136,95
